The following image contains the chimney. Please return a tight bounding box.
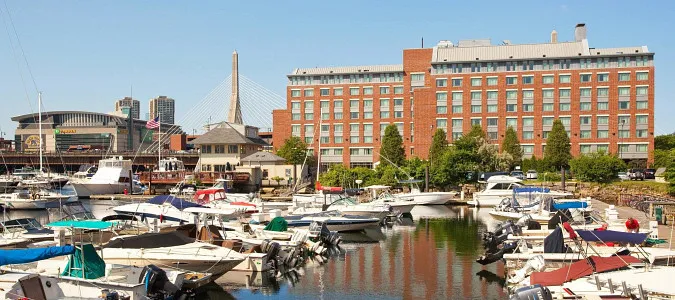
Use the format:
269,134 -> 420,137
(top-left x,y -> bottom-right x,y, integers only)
550,30 -> 558,43
574,23 -> 587,42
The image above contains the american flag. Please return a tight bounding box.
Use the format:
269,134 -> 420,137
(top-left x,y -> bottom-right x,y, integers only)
146,117 -> 160,129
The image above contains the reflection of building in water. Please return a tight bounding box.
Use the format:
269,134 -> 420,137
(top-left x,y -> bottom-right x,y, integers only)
289,214 -> 506,299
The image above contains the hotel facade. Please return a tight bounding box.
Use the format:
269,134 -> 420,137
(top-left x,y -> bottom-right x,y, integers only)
272,24 -> 655,170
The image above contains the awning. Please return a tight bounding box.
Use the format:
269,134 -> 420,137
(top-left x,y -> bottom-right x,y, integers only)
46,220 -> 117,230
530,255 -> 642,286
552,201 -> 588,210
0,245 -> 75,266
576,230 -> 648,244
148,195 -> 202,209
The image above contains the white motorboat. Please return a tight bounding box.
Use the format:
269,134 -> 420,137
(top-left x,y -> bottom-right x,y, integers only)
292,197 -> 392,222
285,210 -> 380,232
469,175 -> 572,207
0,188 -> 75,209
101,231 -> 246,277
209,178 -> 256,201
362,185 -> 417,214
194,188 -> 259,215
70,156 -> 141,198
488,191 -> 592,223
0,175 -> 19,189
113,195 -> 241,227
157,157 -> 186,172
395,180 -> 457,205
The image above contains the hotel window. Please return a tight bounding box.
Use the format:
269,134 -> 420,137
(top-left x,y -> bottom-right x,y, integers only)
597,87 -> 609,97
436,79 -> 447,87
380,98 -> 390,107
350,112 -> 359,119
506,118 -> 517,128
363,87 -> 373,95
452,132 -> 463,140
543,103 -> 554,111
542,75 -> 554,84
559,59 -> 571,69
452,78 -> 462,87
542,89 -> 554,98
597,116 -> 609,125
580,116 -> 591,125
506,77 -> 517,85
471,118 -> 481,126
522,145 -> 534,154
436,92 -> 448,101
436,106 -> 447,114
320,88 -> 330,96
350,124 -> 359,133
636,72 -> 649,81
334,124 -> 343,132
380,111 -> 390,118
559,89 -> 571,97
451,64 -> 463,73
597,130 -> 609,138
522,90 -> 534,99
321,124 -> 330,133
522,104 -> 534,112
559,75 -> 571,83
291,125 -> 301,136
305,113 -> 313,120
522,76 -> 534,84
559,103 -> 571,111
380,86 -> 390,94
597,144 -> 609,152
597,73 -> 609,82
636,86 -> 648,96
560,117 -> 571,127
543,117 -> 554,126
636,115 -> 648,124
320,100 -> 330,109
618,130 -> 630,138
291,101 -> 301,109
452,119 -> 463,128
487,104 -> 497,112
506,90 -> 518,100
393,86 -> 403,94
636,144 -> 648,152
471,78 -> 482,86
580,59 -> 592,69
522,131 -> 533,140
597,57 -> 609,68
349,136 -> 360,143
487,63 -> 497,72
506,62 -> 517,71
350,87 -> 360,96
304,89 -> 314,97
291,113 -> 301,120
580,88 -> 591,97
636,129 -> 648,138
471,91 -> 481,100
580,74 -> 592,82
363,124 -> 373,133
619,73 -> 630,81
394,111 -> 404,118
487,77 -> 498,86
471,105 -> 482,113
636,101 -> 648,109
321,113 -> 329,120
580,130 -> 591,139
487,118 -> 498,126
506,104 -> 517,112
471,63 -> 481,72
488,132 -> 498,140
333,148 -> 343,155
363,112 -> 373,119
452,92 -> 463,101
542,131 -> 550,139
334,136 -> 343,143
362,136 -> 373,144
291,90 -> 301,97
334,99 -> 343,107
333,112 -> 343,119
542,60 -> 553,70
636,56 -> 649,67
394,98 -> 404,106
304,124 -> 314,134
304,101 -> 314,109
452,105 -> 462,113
580,145 -> 592,154
619,145 -> 630,153
619,101 -> 630,110
350,100 -> 359,108
363,99 -> 373,108
319,136 -> 329,144
618,57 -> 629,67
320,149 -> 330,156
411,73 -> 425,82
487,91 -> 498,100
334,88 -> 343,96
363,74 -> 373,83
523,117 -> 534,126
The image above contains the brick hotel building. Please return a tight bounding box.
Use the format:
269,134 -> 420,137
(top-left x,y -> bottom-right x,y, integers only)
272,24 -> 655,170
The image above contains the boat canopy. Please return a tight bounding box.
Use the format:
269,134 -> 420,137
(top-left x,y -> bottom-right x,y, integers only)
61,244 -> 106,279
576,229 -> 648,244
398,179 -> 424,184
104,231 -> 195,249
194,189 -> 227,203
513,187 -> 550,194
264,217 -> 288,232
149,195 -> 202,209
551,201 -> 588,210
183,207 -> 242,216
530,255 -> 642,286
0,245 -> 75,266
46,220 -> 117,230
363,185 -> 391,190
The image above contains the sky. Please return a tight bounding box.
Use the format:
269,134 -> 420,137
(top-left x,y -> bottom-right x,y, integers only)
0,0 -> 673,139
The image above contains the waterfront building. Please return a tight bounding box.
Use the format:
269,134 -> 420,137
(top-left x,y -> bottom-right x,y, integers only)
114,97 -> 140,120
273,24 -> 655,169
149,96 -> 176,125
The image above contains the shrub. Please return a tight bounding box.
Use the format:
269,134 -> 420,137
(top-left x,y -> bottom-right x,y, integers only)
569,152 -> 627,183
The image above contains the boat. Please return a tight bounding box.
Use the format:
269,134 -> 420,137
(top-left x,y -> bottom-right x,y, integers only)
112,195 -> 235,227
70,156 -> 142,198
488,191 -> 592,224
284,210 -> 380,232
395,179 -> 457,205
291,196 -> 392,222
194,188 -> 259,215
362,185 -> 417,214
209,178 -> 255,201
101,231 -> 247,277
0,187 -> 75,209
469,175 -> 572,207
157,157 -> 186,172
70,165 -> 98,182
0,175 -> 19,189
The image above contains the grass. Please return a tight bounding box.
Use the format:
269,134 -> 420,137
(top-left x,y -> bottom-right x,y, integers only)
608,180 -> 670,194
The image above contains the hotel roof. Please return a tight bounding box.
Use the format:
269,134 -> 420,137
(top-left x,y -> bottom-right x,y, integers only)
290,64 -> 403,76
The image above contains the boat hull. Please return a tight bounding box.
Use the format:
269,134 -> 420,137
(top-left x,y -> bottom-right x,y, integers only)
287,219 -> 380,232
100,255 -> 243,277
412,192 -> 456,205
71,182 -> 132,198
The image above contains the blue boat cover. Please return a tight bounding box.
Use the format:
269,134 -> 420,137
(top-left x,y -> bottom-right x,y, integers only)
61,244 -> 106,279
552,202 -> 588,210
46,220 -> 117,230
0,245 -> 75,266
513,186 -> 551,194
148,195 -> 202,209
576,229 -> 648,244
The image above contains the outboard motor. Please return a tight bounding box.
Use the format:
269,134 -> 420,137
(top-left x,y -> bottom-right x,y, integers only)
139,264 -> 182,299
508,255 -> 546,284
482,220 -> 521,251
509,284 -> 553,300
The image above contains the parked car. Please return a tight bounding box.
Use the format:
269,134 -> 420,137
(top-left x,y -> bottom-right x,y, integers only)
618,172 -> 629,181
627,168 -> 645,181
510,170 -> 525,180
644,168 -> 656,179
526,170 -> 538,179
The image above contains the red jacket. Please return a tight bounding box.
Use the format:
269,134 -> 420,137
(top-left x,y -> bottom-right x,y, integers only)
625,218 -> 639,230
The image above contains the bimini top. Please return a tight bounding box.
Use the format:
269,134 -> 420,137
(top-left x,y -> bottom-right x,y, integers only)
148,195 -> 202,209
552,201 -> 588,210
576,229 -> 648,245
530,255 -> 642,286
513,186 -> 550,194
46,220 -> 117,230
0,245 -> 75,266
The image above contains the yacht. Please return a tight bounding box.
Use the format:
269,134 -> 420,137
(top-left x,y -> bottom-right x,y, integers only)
468,175 -> 572,207
291,197 -> 392,222
396,180 -> 457,205
284,210 -> 380,232
70,157 -> 141,198
70,165 -> 98,182
0,175 -> 19,189
113,195 -> 206,226
362,185 -> 417,214
0,188 -> 75,209
157,157 -> 185,172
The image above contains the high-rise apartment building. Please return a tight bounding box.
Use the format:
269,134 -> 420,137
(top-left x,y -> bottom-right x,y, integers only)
273,24 -> 655,170
149,96 -> 176,125
114,97 -> 140,119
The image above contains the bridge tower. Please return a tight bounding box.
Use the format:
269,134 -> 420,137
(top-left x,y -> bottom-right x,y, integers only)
228,50 -> 243,124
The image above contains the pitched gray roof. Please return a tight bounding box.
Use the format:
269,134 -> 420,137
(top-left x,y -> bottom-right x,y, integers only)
241,151 -> 286,163
290,64 -> 403,76
189,127 -> 268,146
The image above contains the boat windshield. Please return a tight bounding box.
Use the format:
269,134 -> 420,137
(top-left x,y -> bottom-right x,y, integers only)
330,197 -> 358,206
1,218 -> 42,233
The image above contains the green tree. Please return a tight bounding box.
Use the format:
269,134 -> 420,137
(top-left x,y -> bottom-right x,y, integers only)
544,119 -> 572,171
380,124 -> 405,167
477,141 -> 513,172
654,149 -> 675,169
432,149 -> 476,189
374,164 -> 400,186
569,152 -> 627,183
276,136 -> 308,164
429,129 -> 448,167
402,157 -> 428,180
501,126 -> 522,169
454,124 -> 486,153
655,134 -> 675,151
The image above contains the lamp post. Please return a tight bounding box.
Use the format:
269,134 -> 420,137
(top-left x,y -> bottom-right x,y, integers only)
355,179 -> 363,190
429,125 -> 434,168
619,119 -> 626,160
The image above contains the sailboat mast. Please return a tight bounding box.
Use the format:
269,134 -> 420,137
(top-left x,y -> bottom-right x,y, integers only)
316,117 -> 322,183
38,92 -> 43,173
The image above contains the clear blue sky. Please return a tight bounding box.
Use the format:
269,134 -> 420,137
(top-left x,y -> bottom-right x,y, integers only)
0,0 -> 673,139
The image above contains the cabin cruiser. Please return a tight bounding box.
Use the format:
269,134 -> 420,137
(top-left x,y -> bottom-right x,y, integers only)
285,210 -> 380,232
70,156 -> 142,198
112,195 -> 243,227
395,180 -> 457,205
209,179 -> 255,202
291,197 -> 392,222
488,189 -> 592,223
194,188 -> 259,215
156,157 -> 186,172
0,187 -> 75,209
362,185 -> 417,214
0,175 -> 19,189
469,175 -> 572,207
70,165 -> 97,182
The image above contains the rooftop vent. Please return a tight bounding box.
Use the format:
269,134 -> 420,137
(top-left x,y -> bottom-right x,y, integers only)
574,23 -> 587,42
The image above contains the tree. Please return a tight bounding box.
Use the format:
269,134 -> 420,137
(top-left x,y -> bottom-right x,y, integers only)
276,136 -> 308,165
380,124 -> 405,167
454,124 -> 486,153
429,129 -> 448,167
402,157 -> 428,180
271,176 -> 284,186
477,141 -> 513,172
502,126 -> 523,169
569,152 -> 627,183
432,148 -> 476,189
654,149 -> 675,169
544,119 -> 572,170
655,134 -> 675,151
